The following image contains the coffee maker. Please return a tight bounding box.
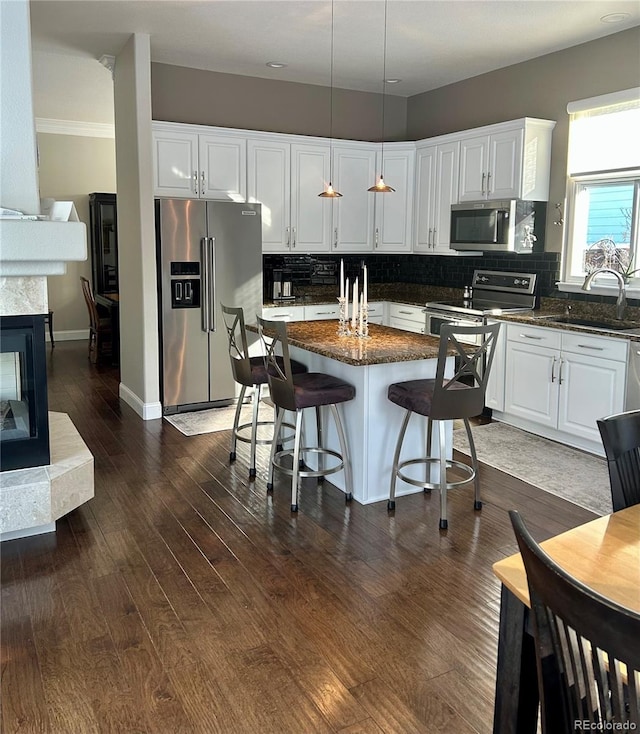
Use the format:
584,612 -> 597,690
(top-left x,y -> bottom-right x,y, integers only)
272,268 -> 294,301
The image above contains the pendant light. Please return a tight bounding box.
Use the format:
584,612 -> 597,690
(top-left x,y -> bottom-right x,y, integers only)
318,0 -> 342,197
368,0 -> 395,193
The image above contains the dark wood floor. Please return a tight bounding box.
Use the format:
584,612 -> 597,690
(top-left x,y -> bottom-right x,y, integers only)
1,341 -> 597,733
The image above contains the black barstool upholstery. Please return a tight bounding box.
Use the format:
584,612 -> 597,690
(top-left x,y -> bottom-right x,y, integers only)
387,322 -> 501,529
257,315 -> 355,512
221,304 -> 307,479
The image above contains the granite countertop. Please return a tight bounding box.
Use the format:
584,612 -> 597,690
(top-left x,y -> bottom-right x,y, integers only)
495,309 -> 640,341
250,320 -> 451,366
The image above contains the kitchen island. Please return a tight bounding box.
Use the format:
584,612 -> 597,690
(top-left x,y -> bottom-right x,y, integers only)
253,320 -> 456,505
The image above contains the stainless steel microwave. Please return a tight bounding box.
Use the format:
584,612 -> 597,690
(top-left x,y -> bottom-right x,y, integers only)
450,199 -> 541,253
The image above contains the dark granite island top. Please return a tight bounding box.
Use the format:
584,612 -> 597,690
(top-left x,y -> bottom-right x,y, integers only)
280,320 -> 449,366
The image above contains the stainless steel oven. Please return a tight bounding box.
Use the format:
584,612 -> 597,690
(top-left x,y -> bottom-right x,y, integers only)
425,308 -> 484,344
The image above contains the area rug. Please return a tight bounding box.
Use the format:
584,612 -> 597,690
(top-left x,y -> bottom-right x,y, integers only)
454,422 -> 612,516
164,403 -> 255,436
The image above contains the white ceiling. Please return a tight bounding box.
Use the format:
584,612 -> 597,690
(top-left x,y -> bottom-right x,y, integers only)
29,0 -> 640,124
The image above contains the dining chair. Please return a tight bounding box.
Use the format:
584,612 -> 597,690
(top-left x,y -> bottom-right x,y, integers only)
386,322 -> 501,529
257,315 -> 355,512
221,304 -> 307,479
597,409 -> 640,511
509,509 -> 640,732
80,276 -> 112,364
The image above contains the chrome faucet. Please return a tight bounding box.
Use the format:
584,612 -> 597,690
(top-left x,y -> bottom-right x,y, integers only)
581,268 -> 627,320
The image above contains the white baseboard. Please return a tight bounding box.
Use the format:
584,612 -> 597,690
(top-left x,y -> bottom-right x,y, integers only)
119,382 -> 163,421
47,329 -> 89,342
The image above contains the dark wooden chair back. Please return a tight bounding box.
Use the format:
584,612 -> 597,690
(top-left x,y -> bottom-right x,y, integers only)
80,276 -> 100,332
597,410 -> 640,511
430,322 -> 501,420
509,510 -> 640,732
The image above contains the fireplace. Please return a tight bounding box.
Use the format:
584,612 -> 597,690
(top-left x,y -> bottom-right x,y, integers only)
0,314 -> 50,471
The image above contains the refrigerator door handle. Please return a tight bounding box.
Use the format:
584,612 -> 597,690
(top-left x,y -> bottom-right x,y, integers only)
209,237 -> 216,332
201,237 -> 210,332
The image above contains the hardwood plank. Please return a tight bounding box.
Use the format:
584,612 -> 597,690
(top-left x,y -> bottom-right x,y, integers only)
1,341 -> 609,733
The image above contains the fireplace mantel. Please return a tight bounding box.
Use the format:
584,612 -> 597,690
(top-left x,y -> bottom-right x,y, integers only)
0,219 -> 86,276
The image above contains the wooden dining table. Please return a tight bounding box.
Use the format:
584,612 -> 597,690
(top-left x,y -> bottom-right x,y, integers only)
492,503 -> 640,733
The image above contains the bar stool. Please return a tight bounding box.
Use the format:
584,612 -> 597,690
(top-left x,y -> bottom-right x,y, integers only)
257,315 -> 355,512
221,304 -> 307,479
386,322 -> 501,529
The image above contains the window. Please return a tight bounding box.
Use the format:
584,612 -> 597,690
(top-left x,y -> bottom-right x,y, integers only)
562,88 -> 640,287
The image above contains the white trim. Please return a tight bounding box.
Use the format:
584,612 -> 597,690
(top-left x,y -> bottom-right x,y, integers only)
567,87 -> 640,114
47,329 -> 89,342
119,382 -> 163,421
36,118 -> 115,139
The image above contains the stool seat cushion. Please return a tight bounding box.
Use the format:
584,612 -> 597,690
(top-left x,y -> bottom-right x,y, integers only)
249,356 -> 307,385
388,378 -> 470,418
292,372 -> 356,409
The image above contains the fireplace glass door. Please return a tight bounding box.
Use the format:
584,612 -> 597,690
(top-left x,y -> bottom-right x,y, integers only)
0,315 -> 50,471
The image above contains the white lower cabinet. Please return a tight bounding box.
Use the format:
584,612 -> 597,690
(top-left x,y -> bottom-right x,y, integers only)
304,304 -> 340,320
388,303 -> 426,334
484,320 -> 506,412
367,302 -> 384,325
499,323 -> 628,454
262,305 -> 305,321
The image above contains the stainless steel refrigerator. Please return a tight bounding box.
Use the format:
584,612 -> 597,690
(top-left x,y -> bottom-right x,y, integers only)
156,198 -> 262,414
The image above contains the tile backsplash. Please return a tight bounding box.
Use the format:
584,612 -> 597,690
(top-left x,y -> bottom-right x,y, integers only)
264,252 -> 562,298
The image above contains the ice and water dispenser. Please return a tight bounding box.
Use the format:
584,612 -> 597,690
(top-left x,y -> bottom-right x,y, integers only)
170,262 -> 201,308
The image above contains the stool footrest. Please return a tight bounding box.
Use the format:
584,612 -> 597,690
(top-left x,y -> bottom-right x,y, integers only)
234,420 -> 296,446
273,446 -> 344,479
396,456 -> 475,491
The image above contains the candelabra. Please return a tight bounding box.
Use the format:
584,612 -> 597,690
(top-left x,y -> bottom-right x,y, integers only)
355,304 -> 370,339
337,296 -> 350,336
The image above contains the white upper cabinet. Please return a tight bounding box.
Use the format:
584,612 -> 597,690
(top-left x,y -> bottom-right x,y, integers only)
247,139 -> 291,251
414,140 -> 467,255
152,123 -> 247,201
458,118 -> 555,202
373,145 -> 415,253
248,136 -> 332,253
290,142 -> 333,253
331,144 -> 377,252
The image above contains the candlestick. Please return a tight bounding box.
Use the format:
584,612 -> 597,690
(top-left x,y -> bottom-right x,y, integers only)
340,259 -> 344,298
352,277 -> 358,330
345,277 -> 349,327
337,296 -> 349,336
359,292 -> 364,333
363,264 -> 367,308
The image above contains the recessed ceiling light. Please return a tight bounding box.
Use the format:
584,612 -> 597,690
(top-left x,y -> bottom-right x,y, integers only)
385,78 -> 402,84
600,12 -> 630,23
266,61 -> 287,69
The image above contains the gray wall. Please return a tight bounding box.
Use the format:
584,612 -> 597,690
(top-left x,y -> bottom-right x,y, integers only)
37,133 -> 116,334
407,27 -> 640,253
151,62 -> 408,141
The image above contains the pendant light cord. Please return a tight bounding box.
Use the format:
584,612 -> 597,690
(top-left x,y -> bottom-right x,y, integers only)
380,0 -> 388,178
329,0 -> 335,183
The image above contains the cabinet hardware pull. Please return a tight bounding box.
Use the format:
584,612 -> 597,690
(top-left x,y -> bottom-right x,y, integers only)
292,227 -> 296,248
375,227 -> 379,248
193,171 -> 198,195
487,171 -> 492,194
286,226 -> 290,247
314,311 -> 334,315
558,358 -> 564,385
481,172 -> 486,196
433,228 -> 436,246
577,344 -> 604,351
334,227 -> 338,248
428,228 -> 432,247
551,356 -> 556,382
399,310 -> 414,315
201,170 -> 206,196
521,334 -> 543,340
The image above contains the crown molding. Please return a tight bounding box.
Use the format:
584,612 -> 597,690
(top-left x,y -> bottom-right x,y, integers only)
35,118 -> 115,139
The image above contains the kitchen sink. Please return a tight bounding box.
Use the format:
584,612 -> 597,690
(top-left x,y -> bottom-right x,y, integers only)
536,315 -> 636,331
